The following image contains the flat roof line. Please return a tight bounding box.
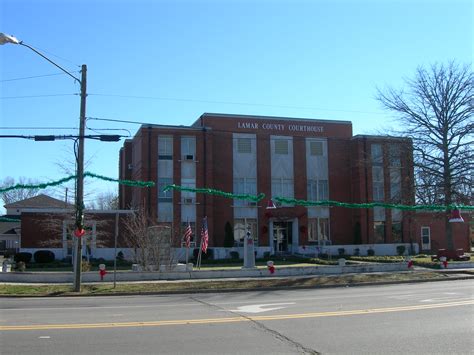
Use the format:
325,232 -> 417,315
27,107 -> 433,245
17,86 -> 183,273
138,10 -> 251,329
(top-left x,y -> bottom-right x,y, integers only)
198,112 -> 352,125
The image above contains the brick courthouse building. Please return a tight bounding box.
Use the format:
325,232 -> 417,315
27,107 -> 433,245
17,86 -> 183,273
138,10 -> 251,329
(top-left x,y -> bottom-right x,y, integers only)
118,113 -> 472,255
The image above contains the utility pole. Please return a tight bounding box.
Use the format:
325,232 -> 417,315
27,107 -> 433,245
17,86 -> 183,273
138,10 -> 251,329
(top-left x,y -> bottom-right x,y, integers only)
1,34 -> 119,292
74,64 -> 87,292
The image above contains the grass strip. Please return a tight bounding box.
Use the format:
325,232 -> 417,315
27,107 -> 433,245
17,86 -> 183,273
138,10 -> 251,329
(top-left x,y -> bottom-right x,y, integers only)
0,272 -> 448,297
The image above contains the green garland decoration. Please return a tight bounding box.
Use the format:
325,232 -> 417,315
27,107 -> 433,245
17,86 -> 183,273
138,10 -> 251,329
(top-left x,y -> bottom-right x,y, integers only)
1,176 -> 470,212
83,172 -> 155,187
274,197 -> 474,211
163,184 -> 266,202
0,172 -> 155,194
0,217 -> 20,222
164,184 -> 472,211
0,175 -> 77,194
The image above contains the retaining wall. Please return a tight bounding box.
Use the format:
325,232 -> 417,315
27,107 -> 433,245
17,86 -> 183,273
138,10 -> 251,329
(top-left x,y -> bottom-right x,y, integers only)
0,263 -> 413,283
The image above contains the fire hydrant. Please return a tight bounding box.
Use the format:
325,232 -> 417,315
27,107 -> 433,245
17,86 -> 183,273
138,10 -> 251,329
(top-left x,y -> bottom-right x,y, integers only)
267,260 -> 275,274
99,264 -> 107,280
407,258 -> 413,269
440,256 -> 448,269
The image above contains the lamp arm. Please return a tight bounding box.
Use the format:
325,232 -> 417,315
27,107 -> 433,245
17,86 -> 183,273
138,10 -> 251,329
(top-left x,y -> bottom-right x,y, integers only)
19,42 -> 81,83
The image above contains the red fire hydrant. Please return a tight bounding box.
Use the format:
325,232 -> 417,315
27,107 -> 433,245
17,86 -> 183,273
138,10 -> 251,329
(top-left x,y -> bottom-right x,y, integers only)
99,264 -> 107,280
440,257 -> 448,269
407,259 -> 413,269
267,261 -> 275,274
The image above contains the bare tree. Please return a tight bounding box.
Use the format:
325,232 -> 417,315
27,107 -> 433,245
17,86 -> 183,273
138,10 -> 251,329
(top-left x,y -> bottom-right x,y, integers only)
377,61 -> 473,249
0,176 -> 45,206
122,205 -> 177,271
88,191 -> 119,210
53,143 -> 96,206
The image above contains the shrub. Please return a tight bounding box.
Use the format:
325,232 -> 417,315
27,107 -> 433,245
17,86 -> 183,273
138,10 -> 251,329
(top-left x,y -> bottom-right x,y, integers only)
367,249 -> 375,256
193,248 -> 214,261
230,251 -> 240,259
353,222 -> 361,244
14,252 -> 32,263
15,261 -> 26,271
4,249 -> 15,258
263,251 -> 271,259
224,222 -> 234,248
116,251 -> 124,262
34,250 -> 55,263
62,256 -> 73,264
81,261 -> 91,272
350,256 -> 404,263
411,260 -> 440,269
413,254 -> 429,259
396,245 -> 406,256
311,257 -> 338,266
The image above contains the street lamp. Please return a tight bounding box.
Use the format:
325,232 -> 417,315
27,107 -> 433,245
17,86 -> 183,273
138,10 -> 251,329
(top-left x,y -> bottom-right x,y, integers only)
1,33 -> 87,292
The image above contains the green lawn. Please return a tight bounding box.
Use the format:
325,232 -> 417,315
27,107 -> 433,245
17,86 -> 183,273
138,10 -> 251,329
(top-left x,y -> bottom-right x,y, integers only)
0,271 -> 451,297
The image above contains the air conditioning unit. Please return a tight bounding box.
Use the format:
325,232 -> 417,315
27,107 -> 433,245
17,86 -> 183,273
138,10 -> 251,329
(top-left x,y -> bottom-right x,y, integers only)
183,198 -> 194,204
183,154 -> 194,161
247,201 -> 257,207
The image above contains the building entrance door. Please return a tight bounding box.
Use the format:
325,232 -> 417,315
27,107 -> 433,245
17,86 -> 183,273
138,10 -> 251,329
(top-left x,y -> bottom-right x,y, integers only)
273,221 -> 293,253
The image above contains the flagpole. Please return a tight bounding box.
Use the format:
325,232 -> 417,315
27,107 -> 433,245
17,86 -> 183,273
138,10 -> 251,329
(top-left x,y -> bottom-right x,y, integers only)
197,238 -> 203,269
185,243 -> 189,266
185,219 -> 189,266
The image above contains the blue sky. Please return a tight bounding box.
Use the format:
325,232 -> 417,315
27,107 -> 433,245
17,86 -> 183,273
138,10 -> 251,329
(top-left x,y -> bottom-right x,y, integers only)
0,0 -> 472,211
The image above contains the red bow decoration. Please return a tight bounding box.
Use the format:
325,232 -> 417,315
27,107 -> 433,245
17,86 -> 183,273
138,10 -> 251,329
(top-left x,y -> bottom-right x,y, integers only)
74,228 -> 85,238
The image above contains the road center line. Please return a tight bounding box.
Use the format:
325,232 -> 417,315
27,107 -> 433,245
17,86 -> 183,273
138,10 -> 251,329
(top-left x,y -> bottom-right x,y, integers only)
1,300 -> 472,331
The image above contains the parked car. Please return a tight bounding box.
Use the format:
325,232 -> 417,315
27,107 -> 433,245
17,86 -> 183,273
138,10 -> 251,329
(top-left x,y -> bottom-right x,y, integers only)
431,249 -> 471,262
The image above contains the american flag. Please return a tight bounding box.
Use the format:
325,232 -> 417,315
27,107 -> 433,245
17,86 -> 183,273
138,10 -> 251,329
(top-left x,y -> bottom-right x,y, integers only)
183,223 -> 192,248
201,217 -> 209,253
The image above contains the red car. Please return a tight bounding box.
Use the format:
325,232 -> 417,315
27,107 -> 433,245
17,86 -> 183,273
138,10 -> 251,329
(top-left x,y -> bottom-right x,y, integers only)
431,249 -> 471,262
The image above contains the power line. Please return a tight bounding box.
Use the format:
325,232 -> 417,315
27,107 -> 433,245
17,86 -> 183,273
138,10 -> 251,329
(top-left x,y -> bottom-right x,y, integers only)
86,126 -> 132,137
0,126 -> 77,130
0,94 -> 75,99
0,72 -> 78,82
89,92 -> 386,115
87,117 -> 153,125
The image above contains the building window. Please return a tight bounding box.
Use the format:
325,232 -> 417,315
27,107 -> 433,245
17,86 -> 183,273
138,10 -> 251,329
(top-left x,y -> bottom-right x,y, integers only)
158,178 -> 173,202
307,179 -> 329,201
392,222 -> 402,243
389,144 -> 401,167
158,135 -> 173,160
181,136 -> 196,160
272,178 -> 294,200
180,179 -> 196,200
318,180 -> 328,200
237,138 -> 252,153
274,139 -> 289,155
309,141 -> 323,156
234,218 -> 258,246
65,233 -> 73,257
421,227 -> 430,250
390,168 -> 401,201
308,218 -> 329,243
374,221 -> 385,243
233,178 -> 257,206
371,143 -> 383,164
372,166 -> 384,201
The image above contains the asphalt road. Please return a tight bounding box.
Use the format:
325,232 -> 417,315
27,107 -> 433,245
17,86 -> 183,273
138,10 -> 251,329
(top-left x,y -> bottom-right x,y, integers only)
1,280 -> 473,354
